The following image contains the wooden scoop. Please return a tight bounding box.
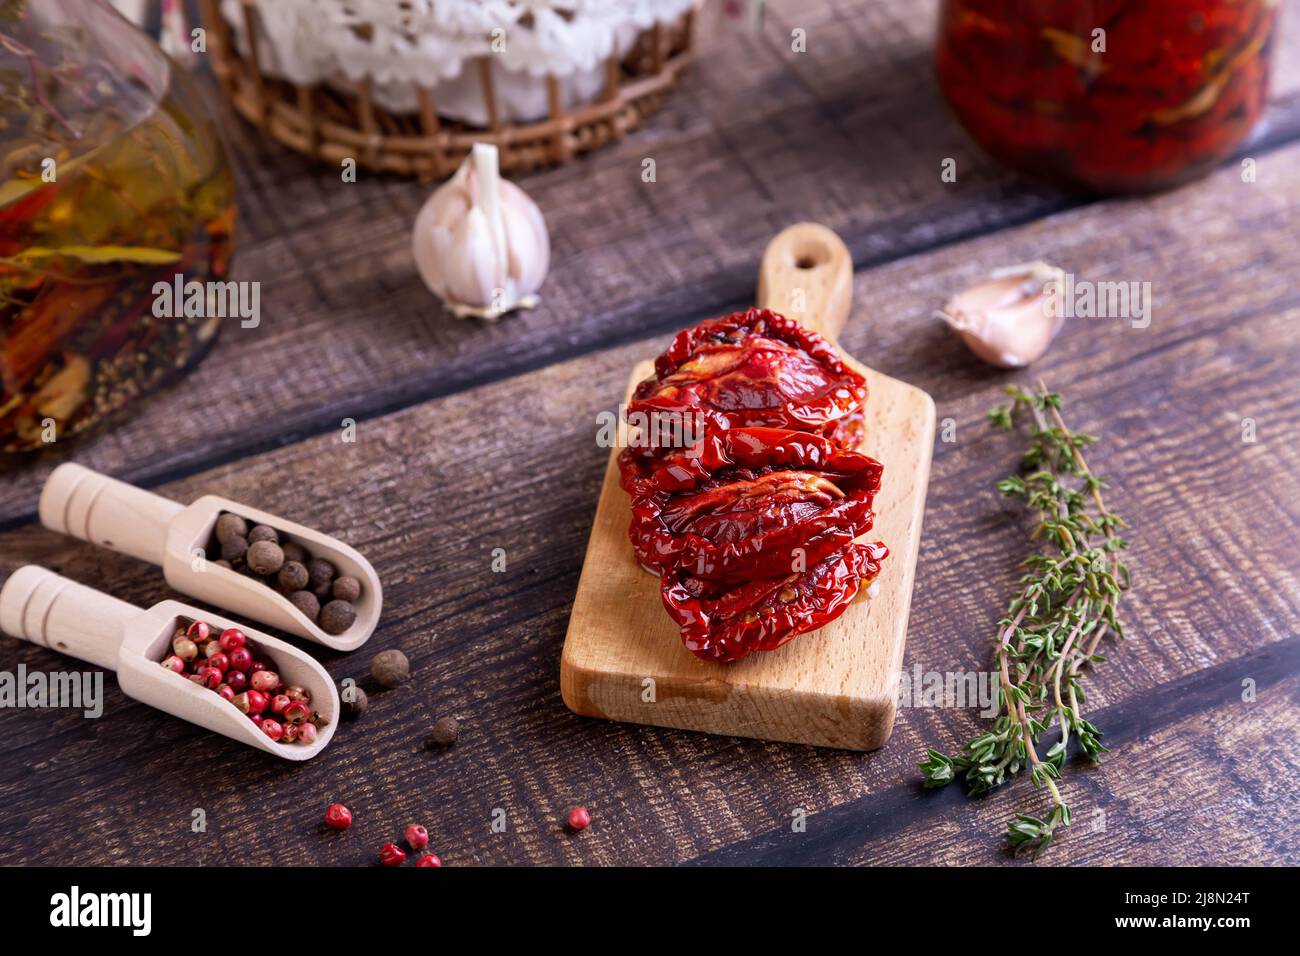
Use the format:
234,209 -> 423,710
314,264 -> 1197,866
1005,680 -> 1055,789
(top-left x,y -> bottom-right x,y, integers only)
0,566 -> 339,760
38,463 -> 381,651
562,223 -> 936,751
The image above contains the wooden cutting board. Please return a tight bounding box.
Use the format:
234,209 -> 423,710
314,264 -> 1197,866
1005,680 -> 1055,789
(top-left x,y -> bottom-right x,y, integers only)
562,223 -> 935,750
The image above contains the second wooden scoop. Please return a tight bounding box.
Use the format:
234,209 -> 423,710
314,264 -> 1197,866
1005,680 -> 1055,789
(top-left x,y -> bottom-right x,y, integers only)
39,463 -> 381,651
0,566 -> 339,760
562,223 -> 936,751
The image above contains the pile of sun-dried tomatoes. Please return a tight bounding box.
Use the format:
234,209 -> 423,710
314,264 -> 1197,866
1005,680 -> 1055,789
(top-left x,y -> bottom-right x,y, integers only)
618,308 -> 887,663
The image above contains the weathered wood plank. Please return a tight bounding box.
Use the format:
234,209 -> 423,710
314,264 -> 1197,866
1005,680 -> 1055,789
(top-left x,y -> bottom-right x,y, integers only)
0,135 -> 1297,866
687,639 -> 1300,865
3,0 -> 1300,525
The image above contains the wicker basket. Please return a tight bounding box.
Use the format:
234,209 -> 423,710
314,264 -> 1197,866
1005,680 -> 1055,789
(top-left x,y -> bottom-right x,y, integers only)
199,0 -> 696,180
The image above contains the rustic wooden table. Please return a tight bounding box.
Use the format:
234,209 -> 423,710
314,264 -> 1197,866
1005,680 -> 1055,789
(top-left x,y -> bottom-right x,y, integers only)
1,0 -> 1297,866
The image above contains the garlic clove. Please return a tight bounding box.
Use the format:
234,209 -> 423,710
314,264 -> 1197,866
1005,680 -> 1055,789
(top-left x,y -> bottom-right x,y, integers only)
939,261 -> 1066,369
412,143 -> 550,320
413,188 -> 459,302
444,206 -> 500,309
501,186 -> 549,297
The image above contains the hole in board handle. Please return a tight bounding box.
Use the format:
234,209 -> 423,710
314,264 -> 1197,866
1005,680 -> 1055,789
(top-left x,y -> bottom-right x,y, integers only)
791,239 -> 830,271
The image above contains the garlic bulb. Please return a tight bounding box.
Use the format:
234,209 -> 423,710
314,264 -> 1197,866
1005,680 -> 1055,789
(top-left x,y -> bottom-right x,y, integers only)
938,261 -> 1066,369
412,143 -> 549,320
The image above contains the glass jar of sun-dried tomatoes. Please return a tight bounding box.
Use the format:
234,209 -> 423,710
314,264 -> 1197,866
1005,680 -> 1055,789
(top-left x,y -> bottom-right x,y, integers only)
935,0 -> 1278,193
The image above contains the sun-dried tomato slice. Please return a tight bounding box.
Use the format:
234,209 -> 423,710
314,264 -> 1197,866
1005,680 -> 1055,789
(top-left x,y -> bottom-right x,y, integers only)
629,441 -> 883,582
661,542 -> 888,663
630,307 -> 867,437
618,425 -> 866,496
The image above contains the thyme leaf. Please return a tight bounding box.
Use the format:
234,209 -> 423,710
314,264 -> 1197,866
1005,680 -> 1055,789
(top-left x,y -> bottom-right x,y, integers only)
920,382 -> 1129,858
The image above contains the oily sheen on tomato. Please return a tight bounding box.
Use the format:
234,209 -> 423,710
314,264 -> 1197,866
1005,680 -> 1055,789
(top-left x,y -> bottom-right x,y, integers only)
630,308 -> 867,435
629,447 -> 882,583
661,542 -> 889,664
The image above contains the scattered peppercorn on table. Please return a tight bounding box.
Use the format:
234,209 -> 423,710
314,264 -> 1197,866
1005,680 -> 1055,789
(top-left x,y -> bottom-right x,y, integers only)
0,0 -> 1298,866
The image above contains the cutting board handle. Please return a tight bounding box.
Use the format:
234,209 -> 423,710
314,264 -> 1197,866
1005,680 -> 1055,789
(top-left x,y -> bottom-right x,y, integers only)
756,222 -> 853,341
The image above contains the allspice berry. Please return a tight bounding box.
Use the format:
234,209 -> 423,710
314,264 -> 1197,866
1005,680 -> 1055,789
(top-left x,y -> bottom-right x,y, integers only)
319,600 -> 356,635
248,524 -> 279,545
333,575 -> 362,603
289,590 -> 320,622
281,541 -> 308,565
342,686 -> 368,720
221,535 -> 249,563
246,540 -> 285,576
278,560 -> 309,593
215,513 -> 248,546
307,558 -> 336,592
371,649 -> 409,688
428,716 -> 459,747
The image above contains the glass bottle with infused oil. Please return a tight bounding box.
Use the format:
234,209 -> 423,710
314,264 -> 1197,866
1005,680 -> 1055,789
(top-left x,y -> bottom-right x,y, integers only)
0,0 -> 236,452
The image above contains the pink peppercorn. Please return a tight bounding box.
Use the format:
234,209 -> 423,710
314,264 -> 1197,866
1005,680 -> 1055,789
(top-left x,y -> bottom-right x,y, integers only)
324,803 -> 352,830
404,824 -> 429,851
281,722 -> 299,743
283,700 -> 312,724
298,723 -> 318,744
260,719 -> 284,742
161,655 -> 185,674
225,670 -> 248,693
207,652 -> 229,674
251,670 -> 280,694
228,647 -> 253,672
218,627 -> 246,652
379,843 -> 406,867
416,854 -> 442,867
186,620 -> 210,642
270,694 -> 291,716
195,666 -> 222,689
567,807 -> 591,831
217,684 -> 235,703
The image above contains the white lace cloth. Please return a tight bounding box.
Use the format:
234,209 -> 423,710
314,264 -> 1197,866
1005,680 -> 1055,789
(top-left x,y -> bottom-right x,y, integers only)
216,0 -> 696,124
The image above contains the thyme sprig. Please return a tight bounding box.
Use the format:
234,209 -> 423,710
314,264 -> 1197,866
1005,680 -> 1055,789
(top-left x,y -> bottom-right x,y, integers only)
920,382 -> 1129,857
